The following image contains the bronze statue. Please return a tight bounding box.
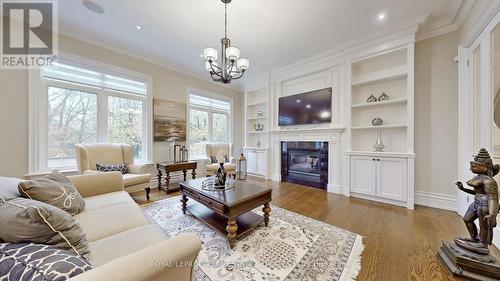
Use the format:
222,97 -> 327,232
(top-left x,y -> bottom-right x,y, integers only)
438,148 -> 500,280
456,148 -> 499,255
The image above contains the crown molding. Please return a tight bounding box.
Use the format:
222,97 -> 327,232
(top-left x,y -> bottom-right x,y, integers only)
416,0 -> 474,41
57,24 -> 244,92
460,0 -> 500,47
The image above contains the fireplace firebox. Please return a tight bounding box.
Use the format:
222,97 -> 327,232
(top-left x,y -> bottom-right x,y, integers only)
281,142 -> 328,189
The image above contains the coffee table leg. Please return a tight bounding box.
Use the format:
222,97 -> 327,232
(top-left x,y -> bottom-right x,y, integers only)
145,187 -> 151,201
181,194 -> 188,214
157,170 -> 162,191
263,203 -> 271,227
227,217 -> 238,249
192,168 -> 196,179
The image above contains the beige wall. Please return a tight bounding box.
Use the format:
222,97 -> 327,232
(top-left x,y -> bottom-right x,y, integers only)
0,34 -> 243,178
415,31 -> 459,197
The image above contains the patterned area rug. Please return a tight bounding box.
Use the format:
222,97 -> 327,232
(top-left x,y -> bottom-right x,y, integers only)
143,197 -> 364,281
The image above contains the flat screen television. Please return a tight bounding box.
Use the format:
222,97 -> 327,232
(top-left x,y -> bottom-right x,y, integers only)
278,88 -> 332,126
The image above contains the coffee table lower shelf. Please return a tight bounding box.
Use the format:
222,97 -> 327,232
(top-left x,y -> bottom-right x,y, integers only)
186,203 -> 264,238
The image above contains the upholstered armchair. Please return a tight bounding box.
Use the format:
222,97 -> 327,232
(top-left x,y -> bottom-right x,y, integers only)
205,143 -> 237,178
75,143 -> 154,200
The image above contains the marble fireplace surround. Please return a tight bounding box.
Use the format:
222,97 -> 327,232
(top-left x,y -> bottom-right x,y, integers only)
270,127 -> 348,195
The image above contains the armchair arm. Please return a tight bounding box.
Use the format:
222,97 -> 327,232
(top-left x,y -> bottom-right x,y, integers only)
68,172 -> 124,198
127,163 -> 154,175
203,157 -> 212,166
69,233 -> 201,281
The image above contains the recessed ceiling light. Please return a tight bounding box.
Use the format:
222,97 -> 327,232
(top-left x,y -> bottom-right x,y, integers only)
306,104 -> 311,109
135,25 -> 142,30
378,12 -> 386,21
296,99 -> 301,103
82,0 -> 104,14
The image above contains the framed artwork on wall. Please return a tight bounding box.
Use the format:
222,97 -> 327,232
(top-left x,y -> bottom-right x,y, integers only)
153,98 -> 186,142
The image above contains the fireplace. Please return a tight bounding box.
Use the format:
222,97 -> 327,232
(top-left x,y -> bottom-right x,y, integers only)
281,141 -> 328,189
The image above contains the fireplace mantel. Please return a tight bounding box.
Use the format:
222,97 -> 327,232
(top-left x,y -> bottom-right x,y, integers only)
270,126 -> 347,195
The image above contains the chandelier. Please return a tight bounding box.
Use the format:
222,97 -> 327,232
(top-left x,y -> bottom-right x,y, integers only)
202,0 -> 249,84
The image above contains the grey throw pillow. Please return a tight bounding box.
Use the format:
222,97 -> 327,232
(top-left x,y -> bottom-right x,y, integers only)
0,198 -> 89,256
0,243 -> 92,281
0,176 -> 22,201
18,172 -> 85,216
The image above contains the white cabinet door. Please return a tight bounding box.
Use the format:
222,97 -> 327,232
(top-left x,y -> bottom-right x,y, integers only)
376,157 -> 407,201
246,150 -> 257,174
350,156 -> 376,196
256,151 -> 268,176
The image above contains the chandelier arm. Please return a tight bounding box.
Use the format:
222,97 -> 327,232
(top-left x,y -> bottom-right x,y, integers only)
231,71 -> 245,80
209,70 -> 223,81
209,62 -> 222,74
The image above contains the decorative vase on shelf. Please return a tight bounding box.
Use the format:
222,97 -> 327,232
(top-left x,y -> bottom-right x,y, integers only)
378,92 -> 390,101
372,117 -> 383,126
367,94 -> 377,103
373,130 -> 385,152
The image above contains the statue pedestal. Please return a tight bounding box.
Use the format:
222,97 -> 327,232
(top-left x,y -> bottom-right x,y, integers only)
438,241 -> 500,281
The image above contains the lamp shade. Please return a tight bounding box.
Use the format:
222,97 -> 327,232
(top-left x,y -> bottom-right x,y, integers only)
225,46 -> 240,61
206,61 -> 219,72
237,58 -> 250,71
203,48 -> 218,61
227,64 -> 239,77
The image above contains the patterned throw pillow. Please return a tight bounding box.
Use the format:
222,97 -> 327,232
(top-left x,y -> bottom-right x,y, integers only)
18,172 -> 85,216
95,163 -> 127,174
0,243 -> 92,281
210,155 -> 229,164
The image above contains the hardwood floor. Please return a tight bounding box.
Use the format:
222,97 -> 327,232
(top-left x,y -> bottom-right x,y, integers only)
131,178 -> 500,281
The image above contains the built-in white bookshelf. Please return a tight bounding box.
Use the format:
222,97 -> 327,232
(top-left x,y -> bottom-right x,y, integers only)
350,48 -> 412,153
245,88 -> 269,149
347,45 -> 415,209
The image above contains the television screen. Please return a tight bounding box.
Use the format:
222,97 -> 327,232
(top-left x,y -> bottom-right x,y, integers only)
278,88 -> 332,126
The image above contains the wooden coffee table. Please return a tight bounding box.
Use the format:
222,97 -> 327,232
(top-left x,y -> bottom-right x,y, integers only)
179,178 -> 272,248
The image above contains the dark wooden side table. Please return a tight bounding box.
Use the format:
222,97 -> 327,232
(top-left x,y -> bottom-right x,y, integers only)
179,178 -> 272,248
157,162 -> 197,193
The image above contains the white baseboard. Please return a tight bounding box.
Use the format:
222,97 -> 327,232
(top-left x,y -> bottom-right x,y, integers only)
327,184 -> 350,196
414,191 -> 458,212
271,174 -> 281,181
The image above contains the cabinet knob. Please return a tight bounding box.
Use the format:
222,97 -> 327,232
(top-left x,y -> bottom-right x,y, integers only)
372,158 -> 376,161
377,159 -> 380,161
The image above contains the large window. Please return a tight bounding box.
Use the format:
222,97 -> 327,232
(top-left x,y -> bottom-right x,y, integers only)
188,92 -> 231,159
30,59 -> 151,172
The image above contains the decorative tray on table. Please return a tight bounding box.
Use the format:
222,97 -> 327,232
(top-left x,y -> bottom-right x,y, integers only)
201,178 -> 235,191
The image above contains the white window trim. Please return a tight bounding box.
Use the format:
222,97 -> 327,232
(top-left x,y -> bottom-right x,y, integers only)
28,52 -> 153,174
186,87 -> 233,160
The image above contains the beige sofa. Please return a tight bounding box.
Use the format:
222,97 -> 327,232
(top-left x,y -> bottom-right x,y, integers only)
205,143 -> 236,178
75,143 -> 154,199
66,172 -> 201,281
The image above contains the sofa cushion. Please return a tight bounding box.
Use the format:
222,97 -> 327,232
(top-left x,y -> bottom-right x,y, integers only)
0,176 -> 21,202
122,173 -> 150,187
74,203 -> 148,242
0,198 -> 89,256
83,191 -> 135,212
95,163 -> 128,174
0,243 -> 92,281
18,172 -> 85,216
87,225 -> 165,267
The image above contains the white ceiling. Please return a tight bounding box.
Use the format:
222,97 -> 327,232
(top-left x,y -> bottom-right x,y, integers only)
58,0 -> 469,85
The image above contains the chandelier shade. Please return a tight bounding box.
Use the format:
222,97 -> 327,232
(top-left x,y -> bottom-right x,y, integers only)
201,0 -> 249,84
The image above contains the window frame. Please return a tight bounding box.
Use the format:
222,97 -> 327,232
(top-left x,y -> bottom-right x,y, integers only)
186,88 -> 233,160
28,53 -> 153,173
